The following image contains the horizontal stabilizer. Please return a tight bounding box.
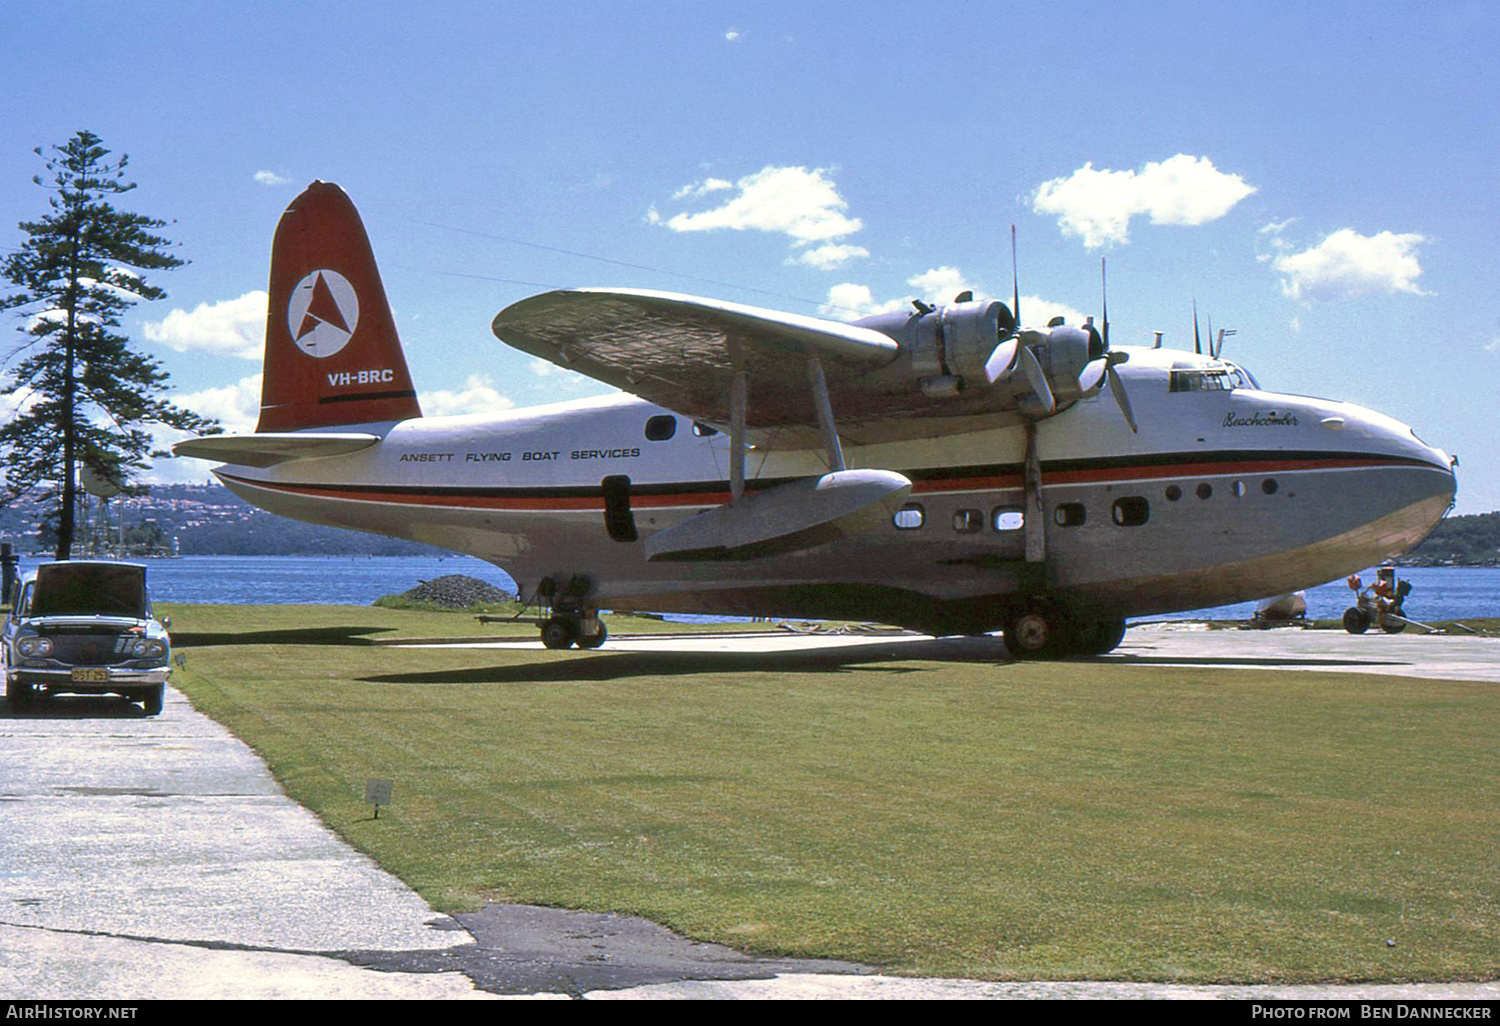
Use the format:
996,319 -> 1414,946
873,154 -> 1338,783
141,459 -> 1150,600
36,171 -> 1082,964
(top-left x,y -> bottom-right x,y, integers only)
646,469 -> 912,562
172,432 -> 380,468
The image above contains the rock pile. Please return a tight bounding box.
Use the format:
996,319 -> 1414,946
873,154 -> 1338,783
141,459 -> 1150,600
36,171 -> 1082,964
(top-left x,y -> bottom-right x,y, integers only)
398,574 -> 516,608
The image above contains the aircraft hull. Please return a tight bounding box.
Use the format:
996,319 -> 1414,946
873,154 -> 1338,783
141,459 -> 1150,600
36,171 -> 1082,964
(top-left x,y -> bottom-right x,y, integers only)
216,384 -> 1455,636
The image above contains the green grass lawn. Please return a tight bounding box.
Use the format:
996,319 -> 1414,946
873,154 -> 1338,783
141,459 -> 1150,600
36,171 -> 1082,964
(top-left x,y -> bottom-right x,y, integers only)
162,603 -> 1500,984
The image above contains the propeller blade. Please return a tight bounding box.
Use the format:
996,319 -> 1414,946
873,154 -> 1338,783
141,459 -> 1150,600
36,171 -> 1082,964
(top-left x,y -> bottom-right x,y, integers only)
1100,257 -> 1109,349
1010,224 -> 1021,327
982,338 -> 1020,385
1207,314 -> 1216,359
1193,300 -> 1202,356
1107,363 -> 1138,434
1018,346 -> 1055,415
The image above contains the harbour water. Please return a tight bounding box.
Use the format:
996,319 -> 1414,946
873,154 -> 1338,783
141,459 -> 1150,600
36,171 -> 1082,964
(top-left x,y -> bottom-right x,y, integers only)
38,555 -> 1495,624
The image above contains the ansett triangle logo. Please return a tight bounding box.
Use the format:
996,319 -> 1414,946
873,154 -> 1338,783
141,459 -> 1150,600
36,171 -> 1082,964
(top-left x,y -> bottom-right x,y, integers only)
287,269 -> 359,358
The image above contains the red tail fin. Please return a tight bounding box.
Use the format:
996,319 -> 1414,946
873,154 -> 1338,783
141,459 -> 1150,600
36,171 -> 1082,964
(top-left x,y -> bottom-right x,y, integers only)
256,181 -> 421,431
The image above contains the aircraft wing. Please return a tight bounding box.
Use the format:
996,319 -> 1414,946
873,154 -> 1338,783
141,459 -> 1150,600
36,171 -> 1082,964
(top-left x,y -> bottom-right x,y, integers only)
491,288 -> 900,429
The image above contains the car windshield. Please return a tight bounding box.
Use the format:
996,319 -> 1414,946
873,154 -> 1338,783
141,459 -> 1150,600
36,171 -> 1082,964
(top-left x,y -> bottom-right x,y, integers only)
31,564 -> 147,618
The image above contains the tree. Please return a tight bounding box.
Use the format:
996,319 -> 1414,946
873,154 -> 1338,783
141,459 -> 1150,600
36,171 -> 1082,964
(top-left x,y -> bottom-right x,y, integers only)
0,130 -> 217,559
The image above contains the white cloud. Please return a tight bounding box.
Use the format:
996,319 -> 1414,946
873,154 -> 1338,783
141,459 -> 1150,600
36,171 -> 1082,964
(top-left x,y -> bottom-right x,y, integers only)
725,29 -> 740,42
820,283 -> 908,319
144,291 -> 268,360
671,177 -> 733,200
657,165 -> 862,246
1015,294 -> 1091,329
174,373 -> 264,436
253,170 -> 292,186
789,243 -> 870,271
1031,154 -> 1256,248
1272,228 -> 1429,301
906,267 -> 971,306
1486,336 -> 1499,354
421,374 -> 517,417
819,267 -> 1088,327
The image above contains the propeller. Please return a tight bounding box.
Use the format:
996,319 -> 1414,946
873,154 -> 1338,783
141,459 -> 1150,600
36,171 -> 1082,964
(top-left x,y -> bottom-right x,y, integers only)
1105,352 -> 1137,433
1017,345 -> 1056,415
1086,258 -> 1138,433
1193,300 -> 1202,356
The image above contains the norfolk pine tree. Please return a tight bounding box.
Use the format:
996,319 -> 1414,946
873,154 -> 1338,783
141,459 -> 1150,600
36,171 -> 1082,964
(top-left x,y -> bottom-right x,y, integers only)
1,130 -> 217,558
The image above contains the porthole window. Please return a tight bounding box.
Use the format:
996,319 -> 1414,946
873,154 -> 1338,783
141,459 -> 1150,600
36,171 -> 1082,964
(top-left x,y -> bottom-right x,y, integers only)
992,507 -> 1025,532
1112,496 -> 1150,527
1232,480 -> 1247,497
1196,482 -> 1213,500
952,509 -> 982,534
644,415 -> 677,441
1053,502 -> 1086,527
1261,478 -> 1279,495
894,504 -> 925,530
1165,485 -> 1182,502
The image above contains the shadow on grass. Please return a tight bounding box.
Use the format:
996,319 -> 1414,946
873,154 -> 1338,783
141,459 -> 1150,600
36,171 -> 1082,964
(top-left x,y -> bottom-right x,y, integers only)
1101,654 -> 1409,669
361,635 -> 1010,685
173,625 -> 394,649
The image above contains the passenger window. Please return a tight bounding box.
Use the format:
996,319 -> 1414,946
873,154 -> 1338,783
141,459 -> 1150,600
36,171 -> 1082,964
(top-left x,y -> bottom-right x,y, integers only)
952,509 -> 982,534
992,507 -> 1025,532
1112,497 -> 1150,527
644,415 -> 677,441
1053,502 -> 1086,527
894,504 -> 925,530
692,421 -> 718,437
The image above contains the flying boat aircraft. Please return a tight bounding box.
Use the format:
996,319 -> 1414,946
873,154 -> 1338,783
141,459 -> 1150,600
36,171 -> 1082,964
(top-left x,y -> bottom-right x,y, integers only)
173,182 -> 1457,657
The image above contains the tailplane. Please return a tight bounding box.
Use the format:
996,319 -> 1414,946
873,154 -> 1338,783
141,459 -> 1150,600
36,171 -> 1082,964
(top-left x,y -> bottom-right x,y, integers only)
256,181 -> 421,431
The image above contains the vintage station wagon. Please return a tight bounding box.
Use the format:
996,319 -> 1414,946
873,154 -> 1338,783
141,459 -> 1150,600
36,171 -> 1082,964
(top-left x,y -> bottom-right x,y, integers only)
4,561 -> 171,715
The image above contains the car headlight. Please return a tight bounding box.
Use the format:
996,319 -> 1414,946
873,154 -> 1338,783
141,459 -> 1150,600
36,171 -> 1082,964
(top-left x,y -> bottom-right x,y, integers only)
16,637 -> 53,657
129,639 -> 166,658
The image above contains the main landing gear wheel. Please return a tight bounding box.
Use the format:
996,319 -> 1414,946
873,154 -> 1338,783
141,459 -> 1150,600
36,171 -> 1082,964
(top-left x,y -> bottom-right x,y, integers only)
540,618 -> 578,650
1080,619 -> 1127,656
1004,610 -> 1056,661
575,622 -> 608,649
1005,610 -> 1126,660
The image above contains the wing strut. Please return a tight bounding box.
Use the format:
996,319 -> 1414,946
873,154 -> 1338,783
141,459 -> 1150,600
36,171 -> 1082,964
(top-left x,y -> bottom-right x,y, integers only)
1023,422 -> 1046,564
730,368 -> 748,502
806,357 -> 847,473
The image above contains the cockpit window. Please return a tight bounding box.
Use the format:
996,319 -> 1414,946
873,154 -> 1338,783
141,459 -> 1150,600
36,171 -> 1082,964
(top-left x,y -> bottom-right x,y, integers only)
1222,362 -> 1260,390
1169,368 -> 1232,393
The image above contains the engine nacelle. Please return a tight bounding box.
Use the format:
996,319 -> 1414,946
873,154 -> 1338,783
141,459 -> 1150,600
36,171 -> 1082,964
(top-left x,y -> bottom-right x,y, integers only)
856,300 -> 1017,393
1022,324 -> 1096,405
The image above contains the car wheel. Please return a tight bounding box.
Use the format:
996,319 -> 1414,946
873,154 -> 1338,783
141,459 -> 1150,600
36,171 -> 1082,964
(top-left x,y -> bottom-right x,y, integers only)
142,685 -> 164,716
6,679 -> 30,713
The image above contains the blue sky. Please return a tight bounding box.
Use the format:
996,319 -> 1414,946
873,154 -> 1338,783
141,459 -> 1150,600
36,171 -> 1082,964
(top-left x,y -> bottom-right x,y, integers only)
2,0 -> 1495,513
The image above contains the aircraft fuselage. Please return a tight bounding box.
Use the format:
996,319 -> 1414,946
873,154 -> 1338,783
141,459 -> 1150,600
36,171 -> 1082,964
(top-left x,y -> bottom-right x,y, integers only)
215,346 -> 1456,636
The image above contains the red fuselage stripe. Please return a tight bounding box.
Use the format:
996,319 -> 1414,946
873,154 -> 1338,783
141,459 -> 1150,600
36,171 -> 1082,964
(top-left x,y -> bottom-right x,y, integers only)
221,454 -> 1427,512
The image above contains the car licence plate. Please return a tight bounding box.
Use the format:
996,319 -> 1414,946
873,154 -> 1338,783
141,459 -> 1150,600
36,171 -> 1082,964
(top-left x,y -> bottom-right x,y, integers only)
70,668 -> 108,682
